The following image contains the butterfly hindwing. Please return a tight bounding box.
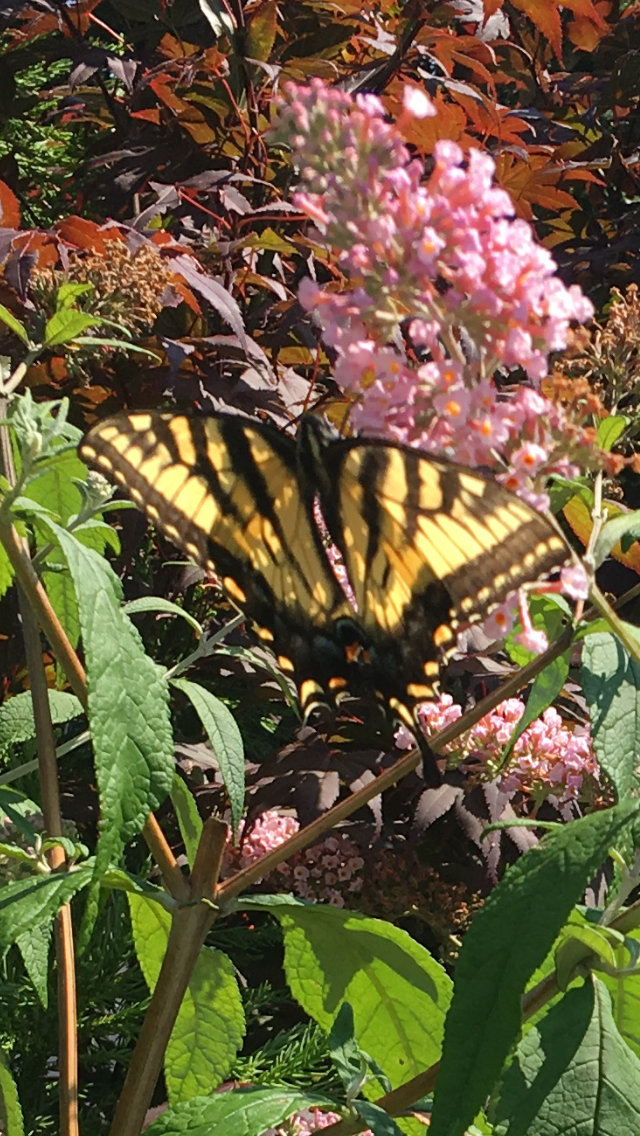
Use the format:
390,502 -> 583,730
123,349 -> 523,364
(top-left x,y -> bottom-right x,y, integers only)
298,419 -> 568,742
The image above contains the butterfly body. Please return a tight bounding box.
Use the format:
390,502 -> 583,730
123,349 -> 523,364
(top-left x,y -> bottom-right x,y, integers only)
80,411 -> 569,785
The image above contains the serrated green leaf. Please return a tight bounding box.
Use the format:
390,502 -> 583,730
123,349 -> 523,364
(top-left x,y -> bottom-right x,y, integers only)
170,679 -> 244,836
0,691 -> 84,758
45,522 -> 174,864
128,893 -> 245,1103
246,898 -> 452,1096
0,864 -> 94,950
171,776 -> 202,870
43,309 -> 101,347
581,630 -> 640,798
144,1086 -> 337,1136
493,979 -> 640,1136
24,449 -> 87,524
16,919 -> 52,1007
429,801 -> 640,1136
0,1045 -> 24,1136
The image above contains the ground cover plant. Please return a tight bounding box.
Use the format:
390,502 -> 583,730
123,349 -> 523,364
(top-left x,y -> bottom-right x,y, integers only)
1,2 -> 640,1135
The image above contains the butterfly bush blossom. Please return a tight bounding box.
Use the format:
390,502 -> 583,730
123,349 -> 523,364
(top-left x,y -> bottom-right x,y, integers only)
221,811 -> 366,907
396,693 -> 600,814
274,80 -> 594,646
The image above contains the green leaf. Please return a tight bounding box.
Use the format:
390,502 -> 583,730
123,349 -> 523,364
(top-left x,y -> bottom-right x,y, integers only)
171,776 -> 203,870
124,597 -> 204,638
246,897 -> 452,1095
170,679 -> 244,836
24,448 -> 87,524
493,979 -> 640,1135
505,595 -> 571,667
144,1086 -> 338,1136
43,309 -> 101,347
495,650 -> 571,772
0,864 -> 94,950
555,916 -> 621,991
0,691 -> 83,758
16,920 -> 52,1007
600,926 -> 640,1061
597,415 -> 630,452
45,522 -> 174,864
0,539 -> 14,600
0,1046 -> 24,1136
354,1101 -> 405,1136
581,631 -> 640,798
328,1004 -> 368,1098
429,801 -> 640,1136
55,282 -> 93,308
0,304 -> 28,344
594,510 -> 640,567
128,893 -> 245,1103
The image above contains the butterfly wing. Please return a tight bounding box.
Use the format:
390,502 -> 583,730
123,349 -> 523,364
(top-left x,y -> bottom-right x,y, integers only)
304,422 -> 569,742
80,412 -> 353,720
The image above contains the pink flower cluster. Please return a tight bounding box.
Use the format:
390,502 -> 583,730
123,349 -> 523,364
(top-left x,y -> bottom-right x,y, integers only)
221,811 -> 366,907
274,79 -> 595,505
397,693 -> 600,811
274,1109 -> 372,1136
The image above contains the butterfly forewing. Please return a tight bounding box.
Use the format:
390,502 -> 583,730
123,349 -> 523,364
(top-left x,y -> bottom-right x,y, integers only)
81,411 -> 570,784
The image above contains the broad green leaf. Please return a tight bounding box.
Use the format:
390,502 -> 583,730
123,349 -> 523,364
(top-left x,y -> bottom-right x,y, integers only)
171,776 -> 202,869
41,553 -> 80,648
493,979 -> 640,1135
47,523 -> 174,864
128,894 -> 245,1103
171,679 -> 244,835
144,1086 -> 337,1136
496,651 -> 571,772
581,631 -> 640,798
246,897 -> 452,1094
597,415 -> 630,452
24,449 -> 86,524
0,864 -> 94,950
16,920 -> 52,1007
0,1046 -> 24,1136
0,691 -> 83,757
43,309 -> 101,347
429,801 -> 640,1136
